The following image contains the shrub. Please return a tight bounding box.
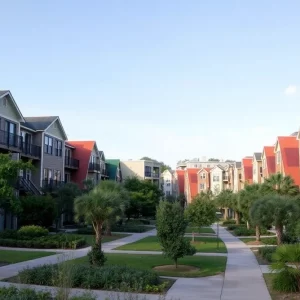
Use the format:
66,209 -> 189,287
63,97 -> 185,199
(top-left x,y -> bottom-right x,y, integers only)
0,233 -> 86,249
258,246 -> 277,262
227,224 -> 246,231
0,229 -> 18,239
19,264 -> 162,292
18,225 -> 49,238
88,244 -> 107,266
272,269 -> 298,292
0,286 -> 52,300
222,219 -> 236,225
233,227 -> 270,236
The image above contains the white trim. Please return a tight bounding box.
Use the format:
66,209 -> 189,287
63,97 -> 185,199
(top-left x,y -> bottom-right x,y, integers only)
40,132 -> 45,187
0,91 -> 25,122
44,117 -> 68,140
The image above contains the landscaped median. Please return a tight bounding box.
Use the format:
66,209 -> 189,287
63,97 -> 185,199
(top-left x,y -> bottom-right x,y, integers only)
114,236 -> 227,253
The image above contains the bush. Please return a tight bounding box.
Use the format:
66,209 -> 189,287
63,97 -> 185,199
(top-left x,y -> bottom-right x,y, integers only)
19,264 -> 162,292
222,219 -> 236,225
233,227 -> 270,236
0,233 -> 86,249
18,225 -> 49,238
77,225 -> 149,235
0,286 -> 52,300
88,244 -> 107,266
227,224 -> 246,231
272,269 -> 299,292
258,246 -> 277,262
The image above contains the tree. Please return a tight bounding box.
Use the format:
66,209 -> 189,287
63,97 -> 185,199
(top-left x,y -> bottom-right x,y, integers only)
74,184 -> 122,249
140,157 -> 171,173
250,195 -> 300,245
238,183 -> 265,238
96,180 -> 129,235
261,173 -> 299,196
0,153 -> 33,213
124,177 -> 163,219
177,193 -> 186,209
186,195 -> 216,238
156,201 -> 196,268
19,194 -> 55,228
208,158 -> 220,162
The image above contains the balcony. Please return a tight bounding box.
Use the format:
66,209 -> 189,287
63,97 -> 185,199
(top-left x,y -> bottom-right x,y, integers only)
65,156 -> 79,169
42,179 -> 65,191
0,130 -> 22,151
144,172 -> 160,178
21,142 -> 41,159
223,175 -> 229,182
89,162 -> 100,172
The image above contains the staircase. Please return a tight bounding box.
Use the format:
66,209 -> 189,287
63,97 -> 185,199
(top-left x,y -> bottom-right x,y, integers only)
17,177 -> 43,195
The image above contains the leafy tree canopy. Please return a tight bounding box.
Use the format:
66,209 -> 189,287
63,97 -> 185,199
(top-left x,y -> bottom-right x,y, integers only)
0,153 -> 33,213
208,158 -> 220,162
140,156 -> 171,173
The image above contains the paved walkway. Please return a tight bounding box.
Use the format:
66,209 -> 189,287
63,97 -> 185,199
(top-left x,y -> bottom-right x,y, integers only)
213,225 -> 271,300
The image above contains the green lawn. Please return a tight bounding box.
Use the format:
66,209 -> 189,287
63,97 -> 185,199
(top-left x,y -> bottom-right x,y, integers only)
185,227 -> 215,234
80,234 -> 129,246
69,253 -> 227,277
115,236 -> 227,253
0,250 -> 56,264
239,237 -> 277,245
264,274 -> 300,300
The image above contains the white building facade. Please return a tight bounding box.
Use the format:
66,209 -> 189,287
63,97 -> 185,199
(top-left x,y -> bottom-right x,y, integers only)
161,169 -> 175,197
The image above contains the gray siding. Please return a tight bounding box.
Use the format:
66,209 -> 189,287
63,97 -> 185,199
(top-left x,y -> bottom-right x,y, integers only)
46,120 -> 66,140
0,95 -> 23,126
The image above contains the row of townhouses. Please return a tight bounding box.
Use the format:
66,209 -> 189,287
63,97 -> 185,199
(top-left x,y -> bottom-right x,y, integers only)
1,90 -> 163,230
161,131 -> 300,203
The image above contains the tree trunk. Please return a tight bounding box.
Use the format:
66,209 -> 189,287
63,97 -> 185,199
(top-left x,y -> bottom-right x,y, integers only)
275,224 -> 283,245
235,212 -> 240,225
192,232 -> 195,243
175,258 -> 178,269
224,208 -> 228,220
105,221 -> 112,236
247,221 -> 250,230
255,225 -> 261,242
93,222 -> 103,250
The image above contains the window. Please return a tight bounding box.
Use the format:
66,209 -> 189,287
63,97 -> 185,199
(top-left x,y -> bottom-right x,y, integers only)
276,151 -> 281,164
239,173 -> 242,180
166,183 -> 171,187
200,173 -> 206,179
213,175 -> 219,182
5,121 -> 17,147
55,140 -> 62,156
54,170 -> 61,181
65,148 -> 71,158
43,168 -> 53,181
90,156 -> 96,163
44,136 -> 53,154
200,183 -> 205,190
145,166 -> 152,177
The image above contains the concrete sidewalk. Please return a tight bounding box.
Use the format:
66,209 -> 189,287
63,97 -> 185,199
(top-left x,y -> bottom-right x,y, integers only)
213,225 -> 271,300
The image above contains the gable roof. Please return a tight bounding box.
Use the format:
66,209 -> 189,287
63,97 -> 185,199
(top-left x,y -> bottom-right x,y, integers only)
22,116 -> 58,130
254,152 -> 262,161
263,146 -> 276,175
210,165 -> 225,172
198,167 -> 211,174
175,169 -> 185,194
106,159 -> 121,180
242,157 -> 253,183
277,136 -> 300,185
0,90 -> 25,122
186,168 -> 200,200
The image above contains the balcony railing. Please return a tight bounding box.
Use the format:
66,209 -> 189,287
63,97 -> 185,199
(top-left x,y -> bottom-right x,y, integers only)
89,162 -> 101,172
0,130 -> 22,149
65,156 -> 79,169
21,142 -> 41,158
145,172 -> 160,178
42,179 -> 65,190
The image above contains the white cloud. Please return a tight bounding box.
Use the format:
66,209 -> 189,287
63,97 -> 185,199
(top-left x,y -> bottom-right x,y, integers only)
284,85 -> 297,96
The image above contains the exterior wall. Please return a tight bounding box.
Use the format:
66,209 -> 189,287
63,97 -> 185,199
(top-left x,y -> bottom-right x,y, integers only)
0,95 -> 23,131
184,171 -> 190,203
253,159 -> 262,184
198,171 -> 210,193
47,120 -> 66,140
210,167 -> 224,195
233,168 -> 242,192
275,143 -> 284,174
186,161 -> 229,169
162,170 -> 173,196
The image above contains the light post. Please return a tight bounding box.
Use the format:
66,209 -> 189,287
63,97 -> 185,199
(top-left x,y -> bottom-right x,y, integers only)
216,211 -> 222,250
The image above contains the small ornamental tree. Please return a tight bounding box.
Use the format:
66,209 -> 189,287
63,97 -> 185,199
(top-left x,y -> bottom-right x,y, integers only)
156,201 -> 196,268
186,195 -> 216,238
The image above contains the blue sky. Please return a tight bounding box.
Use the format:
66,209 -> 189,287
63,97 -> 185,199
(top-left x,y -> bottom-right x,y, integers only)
1,1 -> 300,167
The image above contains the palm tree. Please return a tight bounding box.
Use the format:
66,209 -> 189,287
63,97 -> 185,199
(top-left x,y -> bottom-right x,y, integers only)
262,173 -> 298,196
270,244 -> 300,292
250,194 -> 299,245
96,180 -> 129,236
74,183 -> 122,248
239,183 -> 264,236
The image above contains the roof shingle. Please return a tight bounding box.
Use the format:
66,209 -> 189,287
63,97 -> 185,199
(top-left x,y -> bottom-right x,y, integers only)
22,116 -> 58,130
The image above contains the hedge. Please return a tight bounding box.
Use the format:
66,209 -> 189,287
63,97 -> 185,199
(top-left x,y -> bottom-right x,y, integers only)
19,264 -> 166,293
